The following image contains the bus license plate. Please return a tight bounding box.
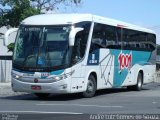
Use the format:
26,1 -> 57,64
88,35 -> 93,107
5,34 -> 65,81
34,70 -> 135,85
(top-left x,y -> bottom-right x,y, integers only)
31,85 -> 41,90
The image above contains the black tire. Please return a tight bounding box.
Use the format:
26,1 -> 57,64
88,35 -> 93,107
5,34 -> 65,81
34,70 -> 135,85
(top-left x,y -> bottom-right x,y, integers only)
135,72 -> 143,91
35,93 -> 50,99
127,72 -> 143,91
82,75 -> 97,98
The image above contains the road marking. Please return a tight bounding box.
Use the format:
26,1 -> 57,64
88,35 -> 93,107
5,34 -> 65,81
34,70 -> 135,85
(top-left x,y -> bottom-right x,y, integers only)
0,111 -> 82,114
37,103 -> 123,108
152,101 -> 157,104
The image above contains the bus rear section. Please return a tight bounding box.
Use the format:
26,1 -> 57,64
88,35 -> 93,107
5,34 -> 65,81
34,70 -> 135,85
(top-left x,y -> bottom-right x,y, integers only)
85,22 -> 156,93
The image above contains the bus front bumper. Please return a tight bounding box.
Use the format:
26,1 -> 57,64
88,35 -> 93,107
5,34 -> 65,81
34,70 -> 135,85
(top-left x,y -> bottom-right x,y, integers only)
12,78 -> 71,94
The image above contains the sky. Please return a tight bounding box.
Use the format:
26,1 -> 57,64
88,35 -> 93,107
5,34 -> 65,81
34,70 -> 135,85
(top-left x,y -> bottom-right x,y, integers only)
60,0 -> 160,44
1,0 -> 160,44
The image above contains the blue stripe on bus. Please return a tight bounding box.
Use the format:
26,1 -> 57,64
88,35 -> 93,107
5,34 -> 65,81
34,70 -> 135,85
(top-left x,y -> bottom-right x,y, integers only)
110,49 -> 151,87
87,49 -> 151,87
50,69 -> 64,75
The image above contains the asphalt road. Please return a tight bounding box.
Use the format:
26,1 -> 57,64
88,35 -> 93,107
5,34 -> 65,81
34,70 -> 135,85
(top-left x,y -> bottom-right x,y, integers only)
0,82 -> 160,120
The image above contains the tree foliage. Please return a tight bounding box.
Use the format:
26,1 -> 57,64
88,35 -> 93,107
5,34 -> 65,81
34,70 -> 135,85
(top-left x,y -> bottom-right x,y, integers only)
0,0 -> 81,52
0,0 -> 81,27
7,42 -> 15,52
0,0 -> 39,27
30,0 -> 81,13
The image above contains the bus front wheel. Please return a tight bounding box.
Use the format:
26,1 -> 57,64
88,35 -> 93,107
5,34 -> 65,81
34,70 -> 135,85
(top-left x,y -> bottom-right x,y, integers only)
82,75 -> 97,98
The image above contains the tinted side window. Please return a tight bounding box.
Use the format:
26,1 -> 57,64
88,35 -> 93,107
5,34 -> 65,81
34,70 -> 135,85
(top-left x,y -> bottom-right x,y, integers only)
90,23 -> 118,53
90,23 -> 105,53
147,34 -> 156,51
127,30 -> 144,50
90,23 -> 156,52
105,25 -> 120,49
72,22 -> 91,63
125,29 -> 156,51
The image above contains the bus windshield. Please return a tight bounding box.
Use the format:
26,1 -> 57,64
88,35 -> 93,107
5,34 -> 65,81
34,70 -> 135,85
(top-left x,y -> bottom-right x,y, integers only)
13,25 -> 71,71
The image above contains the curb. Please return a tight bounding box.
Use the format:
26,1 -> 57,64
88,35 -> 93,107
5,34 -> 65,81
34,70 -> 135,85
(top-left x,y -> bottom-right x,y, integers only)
0,82 -> 11,87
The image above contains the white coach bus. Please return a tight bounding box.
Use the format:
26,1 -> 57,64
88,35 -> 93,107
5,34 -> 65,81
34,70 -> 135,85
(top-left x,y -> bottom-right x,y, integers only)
4,14 -> 156,98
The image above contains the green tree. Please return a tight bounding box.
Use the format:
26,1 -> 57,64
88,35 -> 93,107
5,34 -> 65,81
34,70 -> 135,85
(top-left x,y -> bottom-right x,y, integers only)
0,0 -> 81,27
30,0 -> 81,13
0,0 -> 81,52
7,42 -> 15,52
0,0 -> 39,27
0,0 -> 39,52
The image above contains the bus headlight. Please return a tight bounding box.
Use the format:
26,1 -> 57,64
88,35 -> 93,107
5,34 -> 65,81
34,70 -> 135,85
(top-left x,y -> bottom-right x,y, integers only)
51,70 -> 75,81
12,73 -> 22,79
15,75 -> 22,79
53,76 -> 63,81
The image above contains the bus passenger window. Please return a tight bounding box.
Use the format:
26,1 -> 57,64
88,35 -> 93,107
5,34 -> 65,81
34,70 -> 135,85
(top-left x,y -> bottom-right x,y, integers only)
71,21 -> 91,64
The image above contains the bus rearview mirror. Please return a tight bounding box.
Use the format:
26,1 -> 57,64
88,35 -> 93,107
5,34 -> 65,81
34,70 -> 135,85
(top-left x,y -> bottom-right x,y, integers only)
69,27 -> 84,46
4,28 -> 18,46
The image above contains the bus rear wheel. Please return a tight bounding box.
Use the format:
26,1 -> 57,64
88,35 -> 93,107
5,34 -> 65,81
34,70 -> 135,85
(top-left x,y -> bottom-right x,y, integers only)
127,72 -> 143,91
135,72 -> 143,91
82,75 -> 97,98
35,93 -> 50,99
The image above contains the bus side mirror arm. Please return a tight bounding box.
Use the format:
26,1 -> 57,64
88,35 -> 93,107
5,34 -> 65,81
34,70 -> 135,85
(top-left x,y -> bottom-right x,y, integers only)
69,27 -> 84,46
4,28 -> 18,46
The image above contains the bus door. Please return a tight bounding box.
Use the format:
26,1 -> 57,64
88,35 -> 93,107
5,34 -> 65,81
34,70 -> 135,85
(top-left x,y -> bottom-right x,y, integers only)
70,31 -> 87,92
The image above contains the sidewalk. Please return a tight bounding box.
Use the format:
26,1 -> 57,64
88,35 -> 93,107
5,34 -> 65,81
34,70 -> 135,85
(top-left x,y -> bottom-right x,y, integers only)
0,82 -> 12,97
0,82 -> 11,86
0,82 -> 26,97
156,71 -> 160,83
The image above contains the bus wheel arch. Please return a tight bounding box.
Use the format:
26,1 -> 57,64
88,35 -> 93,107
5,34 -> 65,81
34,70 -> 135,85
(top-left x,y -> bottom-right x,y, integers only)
127,70 -> 143,91
90,72 -> 97,87
82,72 -> 97,98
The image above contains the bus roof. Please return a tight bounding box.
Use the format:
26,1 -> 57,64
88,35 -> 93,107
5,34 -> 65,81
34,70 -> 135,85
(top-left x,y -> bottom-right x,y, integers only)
21,13 -> 155,34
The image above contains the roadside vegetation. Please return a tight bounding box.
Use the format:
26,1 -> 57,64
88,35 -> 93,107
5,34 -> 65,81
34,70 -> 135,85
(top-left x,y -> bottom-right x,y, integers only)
0,0 -> 81,52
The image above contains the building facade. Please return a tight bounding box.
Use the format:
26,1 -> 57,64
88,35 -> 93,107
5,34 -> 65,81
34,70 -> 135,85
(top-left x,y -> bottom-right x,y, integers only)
0,26 -> 16,82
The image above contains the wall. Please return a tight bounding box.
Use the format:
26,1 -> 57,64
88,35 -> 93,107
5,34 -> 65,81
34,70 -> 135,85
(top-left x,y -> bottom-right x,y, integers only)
0,60 -> 12,82
0,26 -> 16,82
